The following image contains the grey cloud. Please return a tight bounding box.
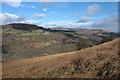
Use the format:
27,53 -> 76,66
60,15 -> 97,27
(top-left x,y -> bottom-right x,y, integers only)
0,13 -> 25,25
90,15 -> 118,32
77,16 -> 91,22
33,13 -> 46,18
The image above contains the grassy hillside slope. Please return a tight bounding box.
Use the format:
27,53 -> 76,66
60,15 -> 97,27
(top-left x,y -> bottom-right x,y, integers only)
1,24 -> 102,62
2,23 -> 119,62
3,38 -> 119,78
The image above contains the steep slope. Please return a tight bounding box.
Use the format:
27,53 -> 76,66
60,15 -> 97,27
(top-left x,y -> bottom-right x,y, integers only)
2,38 -> 119,78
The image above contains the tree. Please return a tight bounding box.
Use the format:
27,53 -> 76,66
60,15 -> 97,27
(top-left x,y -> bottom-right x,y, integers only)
101,36 -> 114,43
76,38 -> 90,50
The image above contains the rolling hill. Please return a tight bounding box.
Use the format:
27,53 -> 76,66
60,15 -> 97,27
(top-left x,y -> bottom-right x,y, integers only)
53,27 -> 119,37
1,23 -> 119,62
2,38 -> 119,78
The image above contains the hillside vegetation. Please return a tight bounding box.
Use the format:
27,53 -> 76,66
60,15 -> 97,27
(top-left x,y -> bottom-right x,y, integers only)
1,23 -> 119,62
3,38 -> 120,78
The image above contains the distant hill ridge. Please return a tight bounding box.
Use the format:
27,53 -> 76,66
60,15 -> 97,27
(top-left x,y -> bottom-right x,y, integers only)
53,27 -> 116,37
1,23 -> 118,37
1,23 -> 44,31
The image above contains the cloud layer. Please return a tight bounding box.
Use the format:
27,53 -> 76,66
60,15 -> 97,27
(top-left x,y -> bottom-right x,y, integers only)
33,13 -> 46,18
0,13 -> 39,25
78,4 -> 100,22
3,0 -> 21,7
87,4 -> 100,16
1,2 -> 118,32
41,14 -> 118,32
0,13 -> 118,32
3,0 -> 36,8
91,14 -> 118,31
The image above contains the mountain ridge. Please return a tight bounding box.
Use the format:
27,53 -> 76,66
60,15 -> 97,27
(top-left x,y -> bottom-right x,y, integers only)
0,23 -> 44,31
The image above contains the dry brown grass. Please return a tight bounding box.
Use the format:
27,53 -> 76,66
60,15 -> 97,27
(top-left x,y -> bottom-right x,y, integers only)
2,38 -> 120,78
16,37 -> 29,41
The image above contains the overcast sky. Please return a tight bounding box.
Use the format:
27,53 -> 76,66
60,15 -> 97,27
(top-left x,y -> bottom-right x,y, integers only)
0,2 -> 118,32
